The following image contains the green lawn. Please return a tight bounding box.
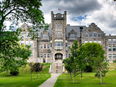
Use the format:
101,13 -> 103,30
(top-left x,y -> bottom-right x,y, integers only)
0,63 -> 51,87
54,63 -> 116,87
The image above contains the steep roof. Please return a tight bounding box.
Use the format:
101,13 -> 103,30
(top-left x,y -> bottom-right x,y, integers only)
66,26 -> 87,37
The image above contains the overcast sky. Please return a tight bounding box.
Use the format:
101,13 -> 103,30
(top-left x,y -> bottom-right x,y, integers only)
40,0 -> 116,35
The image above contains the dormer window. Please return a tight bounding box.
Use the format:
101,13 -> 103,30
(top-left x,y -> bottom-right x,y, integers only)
70,34 -> 75,39
43,34 -> 47,39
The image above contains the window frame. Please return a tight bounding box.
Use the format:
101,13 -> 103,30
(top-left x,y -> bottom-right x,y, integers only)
70,34 -> 75,39
43,34 -> 48,39
98,32 -> 101,38
85,33 -> 88,38
89,32 -> 92,37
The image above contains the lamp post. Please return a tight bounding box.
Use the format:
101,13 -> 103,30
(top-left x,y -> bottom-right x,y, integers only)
80,27 -> 83,44
80,27 -> 83,78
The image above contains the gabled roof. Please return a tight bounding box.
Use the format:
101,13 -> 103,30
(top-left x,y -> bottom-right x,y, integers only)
66,26 -> 87,37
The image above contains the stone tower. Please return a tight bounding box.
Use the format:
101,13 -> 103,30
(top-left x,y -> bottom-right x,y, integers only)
50,11 -> 67,73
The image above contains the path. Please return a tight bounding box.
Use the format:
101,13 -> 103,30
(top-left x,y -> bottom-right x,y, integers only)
39,73 -> 61,87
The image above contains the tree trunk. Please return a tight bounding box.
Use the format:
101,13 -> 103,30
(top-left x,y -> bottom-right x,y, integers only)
70,73 -> 72,80
100,70 -> 102,83
37,72 -> 38,79
81,69 -> 82,78
73,76 -> 75,83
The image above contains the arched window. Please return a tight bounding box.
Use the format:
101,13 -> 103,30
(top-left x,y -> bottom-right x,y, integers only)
70,34 -> 75,39
43,34 -> 47,39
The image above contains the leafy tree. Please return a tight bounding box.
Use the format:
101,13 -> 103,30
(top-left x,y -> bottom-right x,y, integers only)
0,0 -> 48,32
63,58 -> 73,79
77,44 -> 86,78
0,0 -> 49,54
0,31 -> 32,75
83,42 -> 108,83
69,40 -> 81,83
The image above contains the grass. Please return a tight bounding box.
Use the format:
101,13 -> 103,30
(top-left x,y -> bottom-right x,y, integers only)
0,63 -> 51,87
54,63 -> 116,87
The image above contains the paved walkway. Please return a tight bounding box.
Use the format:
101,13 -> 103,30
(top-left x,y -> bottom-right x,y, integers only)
39,73 -> 61,87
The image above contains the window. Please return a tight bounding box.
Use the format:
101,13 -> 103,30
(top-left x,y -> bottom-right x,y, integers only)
48,54 -> 49,58
70,34 -> 75,39
55,42 -> 63,46
61,42 -> 63,46
43,34 -> 47,39
51,43 -> 52,47
68,54 -> 70,57
108,39 -> 111,44
25,41 -> 29,46
108,54 -> 112,59
55,24 -> 57,30
44,54 -> 46,58
94,41 -> 97,43
66,43 -> 67,47
41,54 -> 43,58
89,32 -> 92,37
113,46 -> 116,51
30,41 -> 33,47
108,46 -> 111,51
58,24 -> 59,29
113,39 -> 116,44
89,41 -> 92,43
85,41 -> 88,44
98,41 -> 101,45
31,50 -> 33,57
44,44 -> 46,48
40,45 -> 42,48
113,54 -> 116,60
21,41 -> 24,45
85,33 -> 88,38
68,44 -> 70,47
60,32 -> 62,36
98,32 -> 101,37
58,32 -> 59,36
60,24 -> 62,29
94,32 -> 97,37
48,44 -> 49,48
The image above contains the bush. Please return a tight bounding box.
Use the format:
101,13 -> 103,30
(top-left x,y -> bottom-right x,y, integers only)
29,63 -> 43,72
10,70 -> 19,75
84,65 -> 92,72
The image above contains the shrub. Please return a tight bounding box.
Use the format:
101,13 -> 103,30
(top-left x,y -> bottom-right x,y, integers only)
10,70 -> 19,75
84,65 -> 93,72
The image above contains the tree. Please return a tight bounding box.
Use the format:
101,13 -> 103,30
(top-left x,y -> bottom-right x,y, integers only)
77,44 -> 86,78
0,0 -> 48,32
0,31 -> 32,75
63,58 -> 73,79
0,0 -> 49,54
83,42 -> 108,83
69,40 -> 81,83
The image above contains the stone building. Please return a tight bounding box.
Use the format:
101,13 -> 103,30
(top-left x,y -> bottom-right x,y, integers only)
19,11 -> 116,73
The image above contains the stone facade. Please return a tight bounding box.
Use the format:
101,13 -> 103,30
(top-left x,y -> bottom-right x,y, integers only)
19,11 -> 116,73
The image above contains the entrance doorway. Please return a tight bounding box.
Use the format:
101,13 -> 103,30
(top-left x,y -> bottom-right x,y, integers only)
55,53 -> 63,63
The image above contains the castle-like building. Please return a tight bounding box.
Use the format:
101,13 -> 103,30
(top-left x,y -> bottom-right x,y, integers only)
19,11 -> 116,73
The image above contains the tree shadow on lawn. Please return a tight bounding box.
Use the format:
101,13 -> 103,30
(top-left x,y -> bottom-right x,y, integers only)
95,83 -> 111,85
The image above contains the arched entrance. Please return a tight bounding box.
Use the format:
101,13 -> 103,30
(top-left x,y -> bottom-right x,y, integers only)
55,53 -> 63,63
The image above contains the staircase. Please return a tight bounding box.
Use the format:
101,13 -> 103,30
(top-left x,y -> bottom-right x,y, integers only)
49,63 -> 64,73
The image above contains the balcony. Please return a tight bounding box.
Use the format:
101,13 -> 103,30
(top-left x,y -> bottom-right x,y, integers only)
55,46 -> 63,50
